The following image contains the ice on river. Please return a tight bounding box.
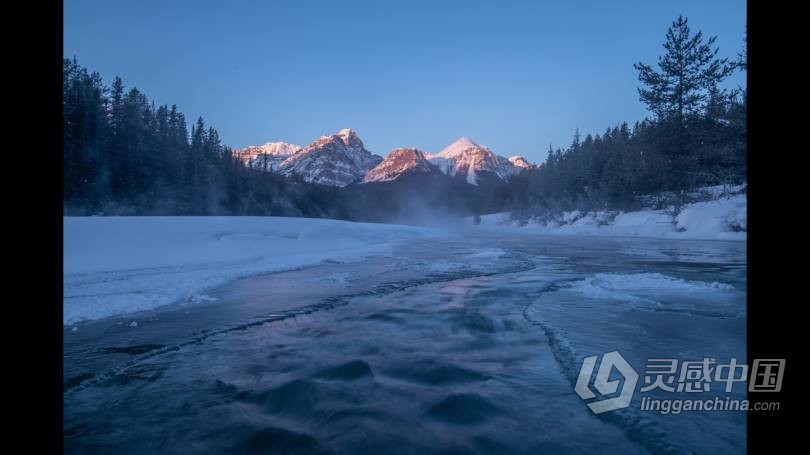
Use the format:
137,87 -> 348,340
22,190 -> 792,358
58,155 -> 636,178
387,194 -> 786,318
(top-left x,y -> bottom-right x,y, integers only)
64,228 -> 746,453
63,216 -> 443,325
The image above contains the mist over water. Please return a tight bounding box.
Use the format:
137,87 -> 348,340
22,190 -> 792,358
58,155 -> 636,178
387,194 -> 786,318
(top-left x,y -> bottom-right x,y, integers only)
64,233 -> 745,454
386,203 -> 471,229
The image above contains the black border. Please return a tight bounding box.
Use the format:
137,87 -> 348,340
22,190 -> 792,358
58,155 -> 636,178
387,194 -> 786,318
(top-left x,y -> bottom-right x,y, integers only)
49,0 -> 64,452
746,0 -> 796,452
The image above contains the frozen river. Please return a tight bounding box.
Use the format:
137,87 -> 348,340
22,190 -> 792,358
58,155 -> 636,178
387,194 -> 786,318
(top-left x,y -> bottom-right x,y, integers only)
64,232 -> 746,453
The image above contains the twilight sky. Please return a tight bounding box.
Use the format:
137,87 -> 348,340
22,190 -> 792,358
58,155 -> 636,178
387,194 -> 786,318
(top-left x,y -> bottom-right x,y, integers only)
64,0 -> 746,163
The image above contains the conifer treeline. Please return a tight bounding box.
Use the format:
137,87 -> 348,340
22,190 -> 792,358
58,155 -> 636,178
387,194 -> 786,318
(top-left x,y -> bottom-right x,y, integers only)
63,57 -> 341,216
63,16 -> 746,218
510,16 -> 746,213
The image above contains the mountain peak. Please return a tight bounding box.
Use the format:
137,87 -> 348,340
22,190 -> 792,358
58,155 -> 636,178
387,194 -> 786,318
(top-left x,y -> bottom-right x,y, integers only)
427,138 -> 526,185
437,137 -> 486,158
257,141 -> 302,155
279,129 -> 381,186
508,155 -> 533,169
324,128 -> 363,148
363,147 -> 438,183
336,128 -> 356,138
456,136 -> 479,146
234,141 -> 301,165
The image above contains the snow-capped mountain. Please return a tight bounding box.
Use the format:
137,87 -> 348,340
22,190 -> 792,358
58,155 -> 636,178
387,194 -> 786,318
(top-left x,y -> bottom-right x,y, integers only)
234,142 -> 302,172
426,137 -> 525,185
279,129 -> 383,187
363,148 -> 442,183
237,132 -> 533,187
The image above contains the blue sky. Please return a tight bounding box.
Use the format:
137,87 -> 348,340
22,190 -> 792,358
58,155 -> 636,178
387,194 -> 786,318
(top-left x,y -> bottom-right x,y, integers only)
64,0 -> 746,163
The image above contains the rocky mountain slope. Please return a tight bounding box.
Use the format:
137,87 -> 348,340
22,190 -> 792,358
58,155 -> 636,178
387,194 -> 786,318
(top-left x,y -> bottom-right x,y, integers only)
277,129 -> 383,187
237,131 -> 534,187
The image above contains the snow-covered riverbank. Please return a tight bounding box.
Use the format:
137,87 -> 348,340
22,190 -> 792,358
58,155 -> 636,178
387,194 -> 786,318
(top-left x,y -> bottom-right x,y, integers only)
470,186 -> 746,241
64,189 -> 746,326
63,217 -> 443,325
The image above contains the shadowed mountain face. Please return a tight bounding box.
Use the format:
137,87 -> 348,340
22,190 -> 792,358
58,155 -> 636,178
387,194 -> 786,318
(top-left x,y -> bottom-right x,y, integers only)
364,148 -> 443,183
277,129 -> 383,187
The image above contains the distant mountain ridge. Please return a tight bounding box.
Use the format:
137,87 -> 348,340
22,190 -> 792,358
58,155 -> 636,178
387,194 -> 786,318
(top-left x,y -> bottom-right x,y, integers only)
237,130 -> 535,187
235,142 -> 302,172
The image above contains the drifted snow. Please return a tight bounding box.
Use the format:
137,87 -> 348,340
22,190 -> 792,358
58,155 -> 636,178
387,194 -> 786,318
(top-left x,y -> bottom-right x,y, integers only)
63,216 -> 442,325
675,196 -> 747,235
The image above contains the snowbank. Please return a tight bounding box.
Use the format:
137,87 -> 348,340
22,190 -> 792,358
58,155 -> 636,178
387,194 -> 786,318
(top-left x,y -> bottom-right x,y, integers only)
63,216 -> 442,325
675,196 -> 746,237
472,193 -> 746,241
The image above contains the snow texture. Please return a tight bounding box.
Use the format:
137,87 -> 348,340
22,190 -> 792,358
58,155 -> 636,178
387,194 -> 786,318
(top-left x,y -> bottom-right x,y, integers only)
470,191 -> 746,241
63,216 -> 441,325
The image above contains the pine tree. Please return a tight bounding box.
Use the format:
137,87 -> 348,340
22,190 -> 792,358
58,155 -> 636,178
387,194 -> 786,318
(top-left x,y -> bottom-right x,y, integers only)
634,16 -> 734,122
109,77 -> 125,136
633,16 -> 735,193
63,58 -> 109,208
